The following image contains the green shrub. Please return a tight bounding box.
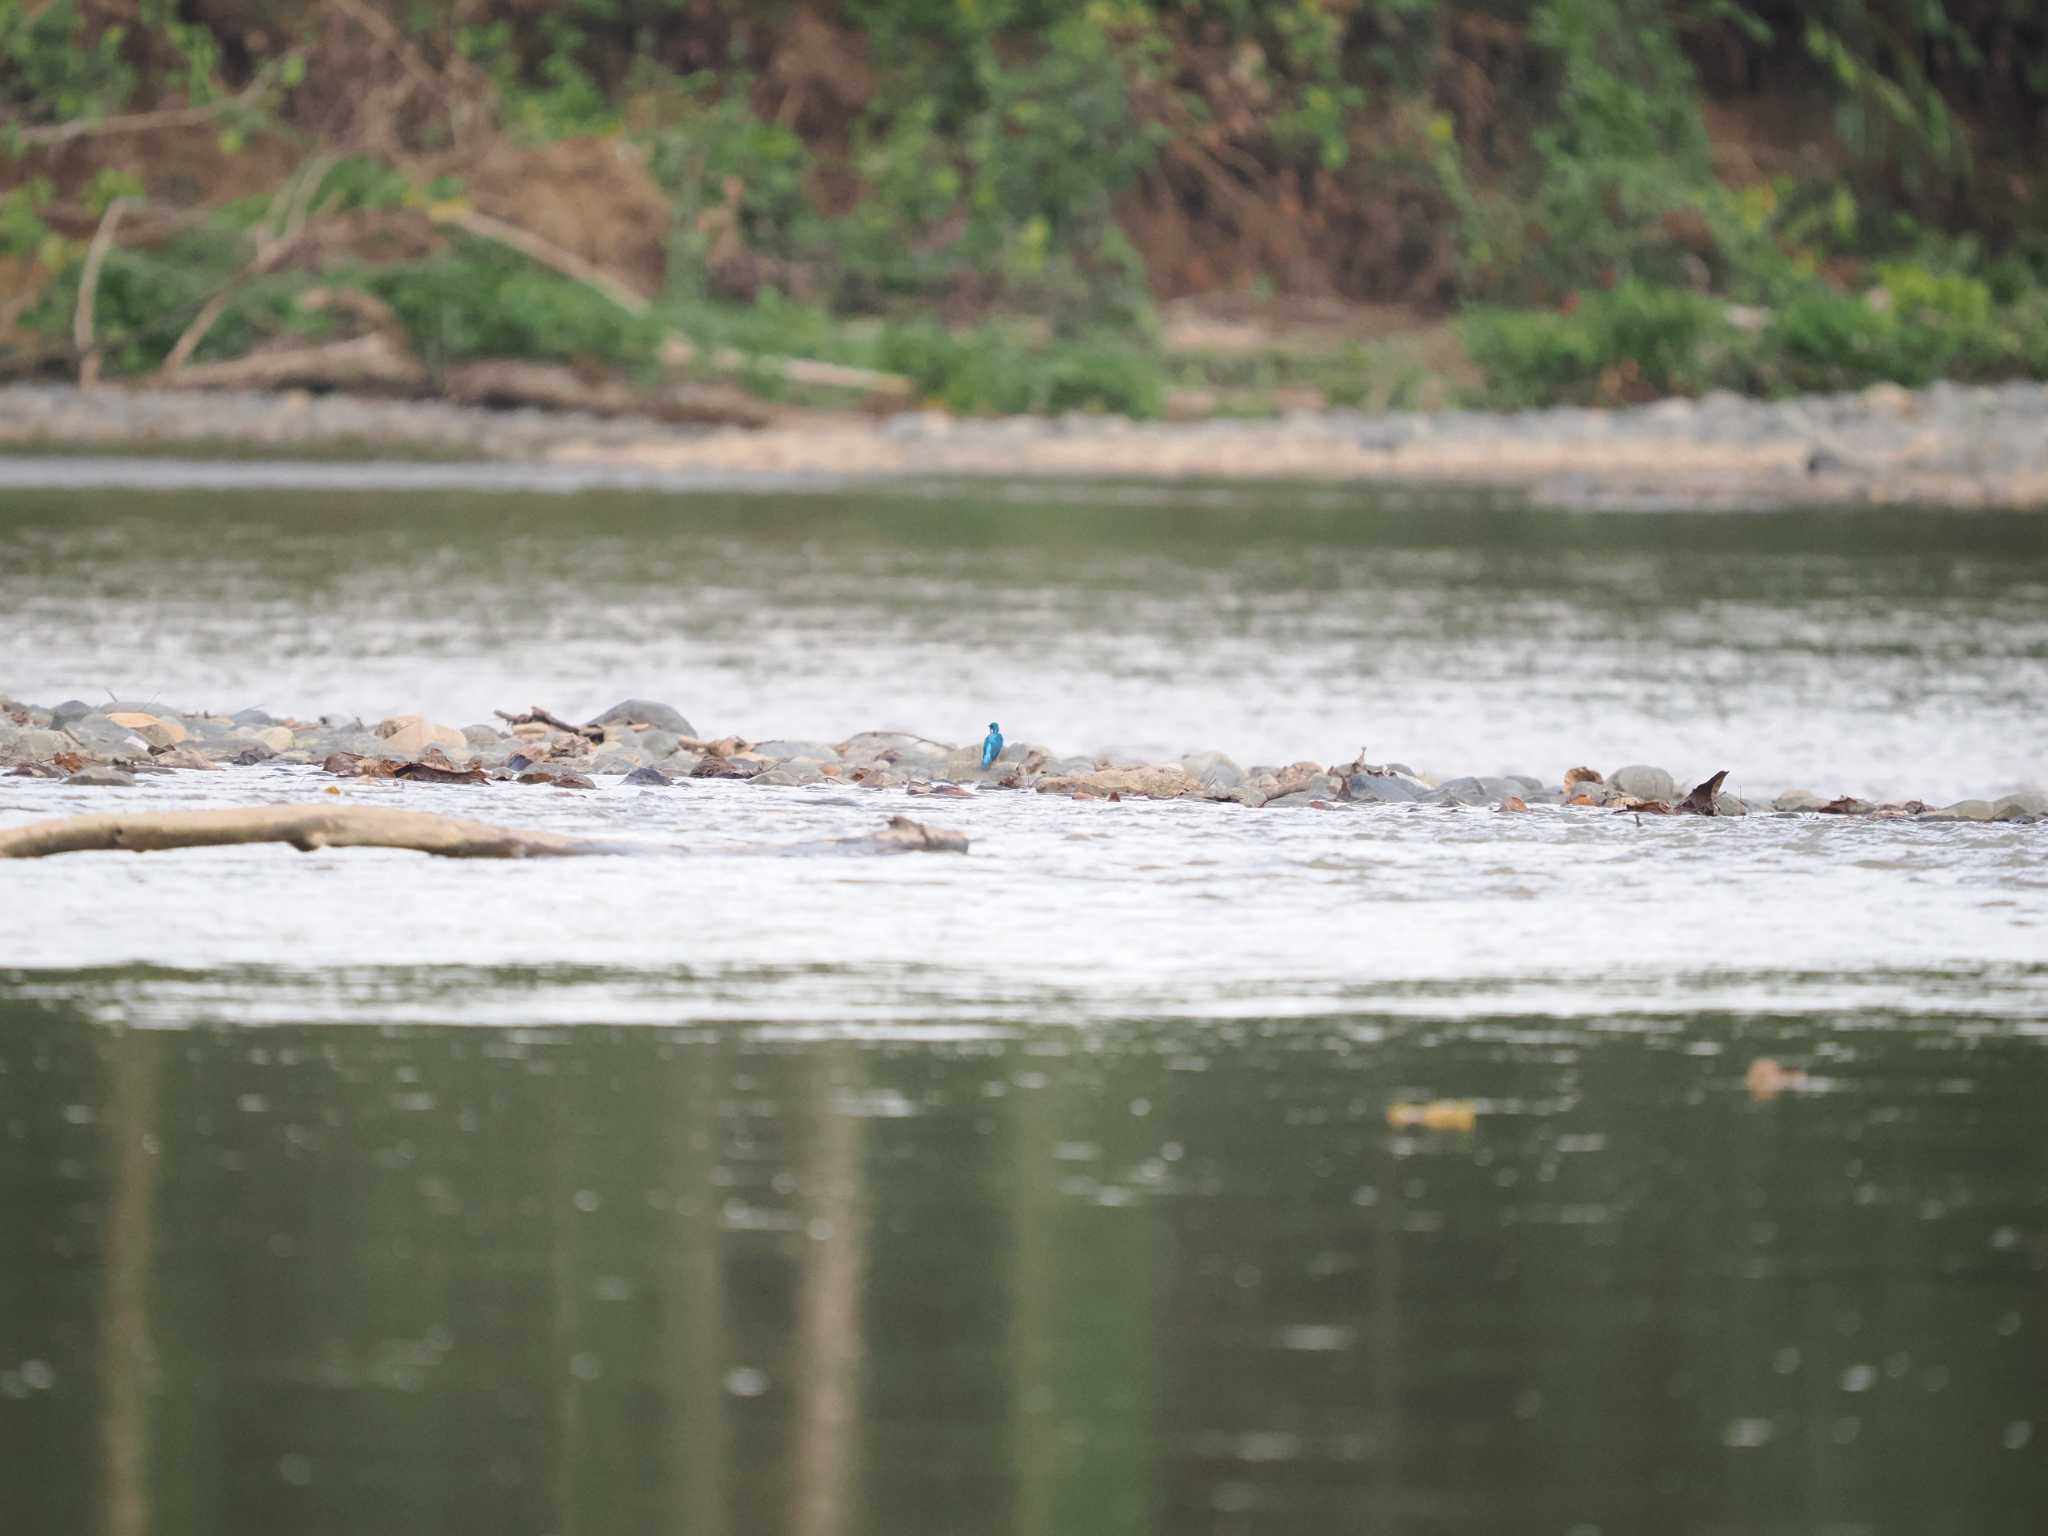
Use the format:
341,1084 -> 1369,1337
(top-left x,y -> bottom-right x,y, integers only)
1462,282 -> 1729,405
878,318 -> 1164,417
371,241 -> 659,371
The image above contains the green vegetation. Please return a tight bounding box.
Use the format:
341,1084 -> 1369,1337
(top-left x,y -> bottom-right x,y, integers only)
3,1 -> 2046,415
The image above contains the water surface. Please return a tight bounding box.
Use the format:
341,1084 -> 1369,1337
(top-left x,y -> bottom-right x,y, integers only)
2,474 -> 2045,1534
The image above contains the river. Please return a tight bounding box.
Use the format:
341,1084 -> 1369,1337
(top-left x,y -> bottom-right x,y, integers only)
2,470 -> 2044,1535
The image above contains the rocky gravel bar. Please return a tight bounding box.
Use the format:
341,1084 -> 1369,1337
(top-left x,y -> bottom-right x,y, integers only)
5,378 -> 2048,509
4,695 -> 2041,824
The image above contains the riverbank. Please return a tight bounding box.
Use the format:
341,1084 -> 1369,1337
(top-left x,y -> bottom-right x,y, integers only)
5,694 -> 2041,824
4,379 -> 2047,510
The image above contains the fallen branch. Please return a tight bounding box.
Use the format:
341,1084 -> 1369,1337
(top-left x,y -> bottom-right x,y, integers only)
429,206 -> 653,316
156,332 -> 428,393
495,705 -> 604,741
74,197 -> 142,387
160,231 -> 307,375
0,805 -> 600,860
658,337 -> 913,403
18,72 -> 275,147
159,154 -> 342,375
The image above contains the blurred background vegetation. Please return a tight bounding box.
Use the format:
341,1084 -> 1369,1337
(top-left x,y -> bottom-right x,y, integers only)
3,0 -> 2047,417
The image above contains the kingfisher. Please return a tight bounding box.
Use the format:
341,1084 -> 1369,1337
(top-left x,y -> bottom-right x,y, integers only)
980,721 -> 1004,771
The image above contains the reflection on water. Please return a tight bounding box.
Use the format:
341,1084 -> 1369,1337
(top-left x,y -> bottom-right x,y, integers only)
2,990 -> 2043,1536
3,484 -> 2045,799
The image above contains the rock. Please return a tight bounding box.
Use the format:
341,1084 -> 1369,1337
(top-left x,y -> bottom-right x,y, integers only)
1263,790 -> 1338,809
106,711 -> 187,748
635,730 -> 681,761
1180,751 -> 1243,790
1926,799 -> 1995,822
588,751 -> 645,774
1431,775 -> 1524,806
10,728 -> 75,764
752,762 -> 826,787
589,699 -> 697,736
461,724 -> 505,747
1773,789 -> 1828,812
621,765 -> 675,787
244,726 -> 294,754
754,739 -> 841,762
839,731 -> 937,762
380,718 -> 467,757
786,815 -> 969,856
232,707 -> 278,727
157,748 -> 221,771
1271,761 -> 1328,797
1498,795 -> 1529,812
62,714 -> 153,757
66,766 -> 136,787
1610,764 -> 1678,801
693,754 -> 755,780
1036,766 -> 1195,800
1345,772 -> 1427,803
1993,792 -> 2047,820
551,774 -> 596,790
52,700 -> 95,726
1563,765 -> 1604,790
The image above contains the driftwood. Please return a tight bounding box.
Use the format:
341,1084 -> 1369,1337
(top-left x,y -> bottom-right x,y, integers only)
444,360 -> 793,428
495,705 -> 604,741
0,805 -> 595,860
1679,770 -> 1730,815
0,806 -> 969,860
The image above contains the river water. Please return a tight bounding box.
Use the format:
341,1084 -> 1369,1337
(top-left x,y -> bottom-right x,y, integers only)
2,470 -> 2045,1535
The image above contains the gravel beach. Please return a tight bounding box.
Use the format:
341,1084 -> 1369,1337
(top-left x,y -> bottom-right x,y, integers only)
4,378 -> 2047,508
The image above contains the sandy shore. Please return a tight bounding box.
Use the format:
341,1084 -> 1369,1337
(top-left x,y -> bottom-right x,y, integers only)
4,378 -> 2047,509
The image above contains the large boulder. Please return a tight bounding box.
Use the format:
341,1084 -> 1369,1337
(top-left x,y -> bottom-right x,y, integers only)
589,699 -> 696,737
1610,764 -> 1678,801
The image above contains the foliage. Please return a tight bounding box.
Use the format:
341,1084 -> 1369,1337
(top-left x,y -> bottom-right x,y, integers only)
369,241 -> 660,372
1463,284 -> 1733,405
0,0 -> 136,133
7,0 -> 2048,410
877,318 -> 1164,417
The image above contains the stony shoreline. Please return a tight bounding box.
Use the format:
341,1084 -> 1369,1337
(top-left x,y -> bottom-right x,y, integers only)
5,378 -> 2048,509
4,695 -> 2040,824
